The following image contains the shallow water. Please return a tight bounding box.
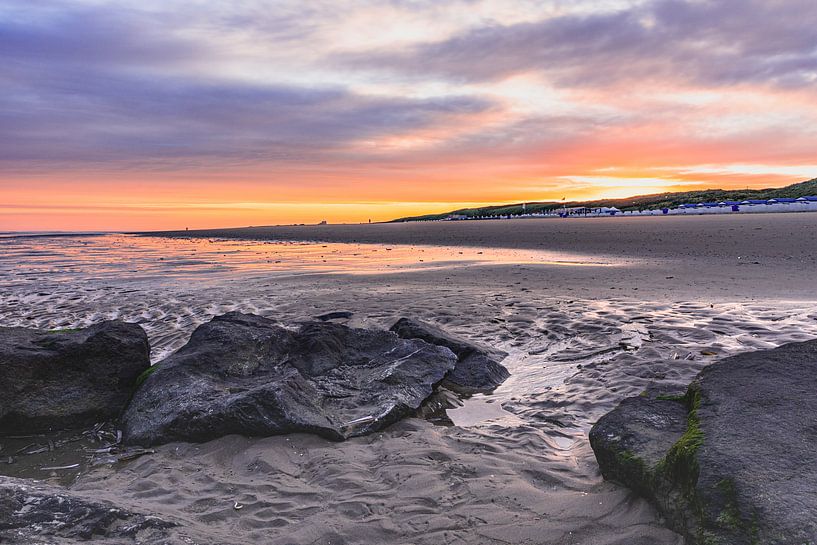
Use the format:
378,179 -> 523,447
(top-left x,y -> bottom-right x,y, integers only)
0,234 -> 618,362
2,233 -> 817,544
0,233 -> 614,283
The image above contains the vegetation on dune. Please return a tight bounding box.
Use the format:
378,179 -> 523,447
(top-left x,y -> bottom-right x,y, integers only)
391,178 -> 817,222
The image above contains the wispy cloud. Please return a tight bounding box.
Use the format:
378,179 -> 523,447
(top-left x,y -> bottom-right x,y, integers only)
1,0 -> 816,229
337,0 -> 817,89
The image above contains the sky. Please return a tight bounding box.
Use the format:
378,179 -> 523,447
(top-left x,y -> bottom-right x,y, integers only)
2,0 -> 817,230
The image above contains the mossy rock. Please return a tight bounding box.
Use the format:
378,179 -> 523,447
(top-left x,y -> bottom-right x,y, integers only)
590,340 -> 817,544
589,393 -> 688,501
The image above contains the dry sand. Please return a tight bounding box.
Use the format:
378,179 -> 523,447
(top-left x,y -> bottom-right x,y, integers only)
3,213 -> 817,544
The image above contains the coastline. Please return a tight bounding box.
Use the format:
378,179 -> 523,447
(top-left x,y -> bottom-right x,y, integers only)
138,213 -> 817,301
139,212 -> 817,257
3,217 -> 817,544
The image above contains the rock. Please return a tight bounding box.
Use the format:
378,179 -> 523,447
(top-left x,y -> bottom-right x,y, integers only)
0,321 -> 150,434
390,318 -> 509,394
122,312 -> 457,446
589,395 -> 688,500
0,476 -> 174,543
589,340 -> 817,544
315,311 -> 353,321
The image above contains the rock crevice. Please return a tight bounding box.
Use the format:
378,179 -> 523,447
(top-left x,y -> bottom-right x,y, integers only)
390,317 -> 510,394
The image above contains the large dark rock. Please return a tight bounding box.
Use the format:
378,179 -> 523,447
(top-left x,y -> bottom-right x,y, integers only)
590,395 -> 688,500
390,318 -> 509,394
122,312 -> 458,446
0,321 -> 150,434
0,476 -> 174,543
590,340 -> 817,545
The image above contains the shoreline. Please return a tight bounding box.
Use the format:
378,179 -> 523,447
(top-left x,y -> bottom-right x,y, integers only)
3,219 -> 817,544
137,211 -> 817,254
135,213 -> 817,301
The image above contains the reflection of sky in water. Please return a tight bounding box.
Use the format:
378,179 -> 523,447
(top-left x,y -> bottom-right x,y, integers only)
0,233 -> 620,365
0,234 -> 617,288
1,233 -> 817,435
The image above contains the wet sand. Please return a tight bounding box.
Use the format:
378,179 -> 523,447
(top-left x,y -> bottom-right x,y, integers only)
149,212 -> 817,301
2,215 -> 817,544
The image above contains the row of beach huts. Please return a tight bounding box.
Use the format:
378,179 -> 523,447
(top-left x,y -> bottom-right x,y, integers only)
569,196 -> 817,217
442,196 -> 817,220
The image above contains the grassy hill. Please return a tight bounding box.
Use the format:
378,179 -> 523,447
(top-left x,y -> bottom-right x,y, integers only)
392,178 -> 817,222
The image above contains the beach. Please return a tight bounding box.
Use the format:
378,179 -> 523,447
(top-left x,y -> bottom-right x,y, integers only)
151,213 -> 817,300
2,213 -> 817,544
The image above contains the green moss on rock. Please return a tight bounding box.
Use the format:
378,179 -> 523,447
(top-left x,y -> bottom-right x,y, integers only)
656,393 -> 687,402
714,479 -> 742,529
134,364 -> 159,389
659,385 -> 703,495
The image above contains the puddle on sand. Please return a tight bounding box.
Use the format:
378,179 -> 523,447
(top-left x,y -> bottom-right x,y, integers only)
0,424 -> 158,486
0,233 -> 621,288
0,426 -> 113,486
446,397 -> 523,427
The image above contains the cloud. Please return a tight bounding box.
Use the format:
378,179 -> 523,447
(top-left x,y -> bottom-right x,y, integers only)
0,1 -> 496,169
0,3 -> 210,68
335,0 -> 817,89
0,70 -> 495,167
1,0 -> 815,209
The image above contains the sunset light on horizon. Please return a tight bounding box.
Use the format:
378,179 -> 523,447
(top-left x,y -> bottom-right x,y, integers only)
3,0 -> 817,230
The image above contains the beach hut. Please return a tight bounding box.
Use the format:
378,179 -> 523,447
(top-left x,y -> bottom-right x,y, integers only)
740,199 -> 768,206
719,201 -> 741,212
796,196 -> 817,202
768,198 -> 798,203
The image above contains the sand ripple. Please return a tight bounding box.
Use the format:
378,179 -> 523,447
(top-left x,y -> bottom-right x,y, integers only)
2,234 -> 817,544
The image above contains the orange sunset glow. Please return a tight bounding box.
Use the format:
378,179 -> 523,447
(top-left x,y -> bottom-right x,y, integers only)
2,1 -> 816,231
